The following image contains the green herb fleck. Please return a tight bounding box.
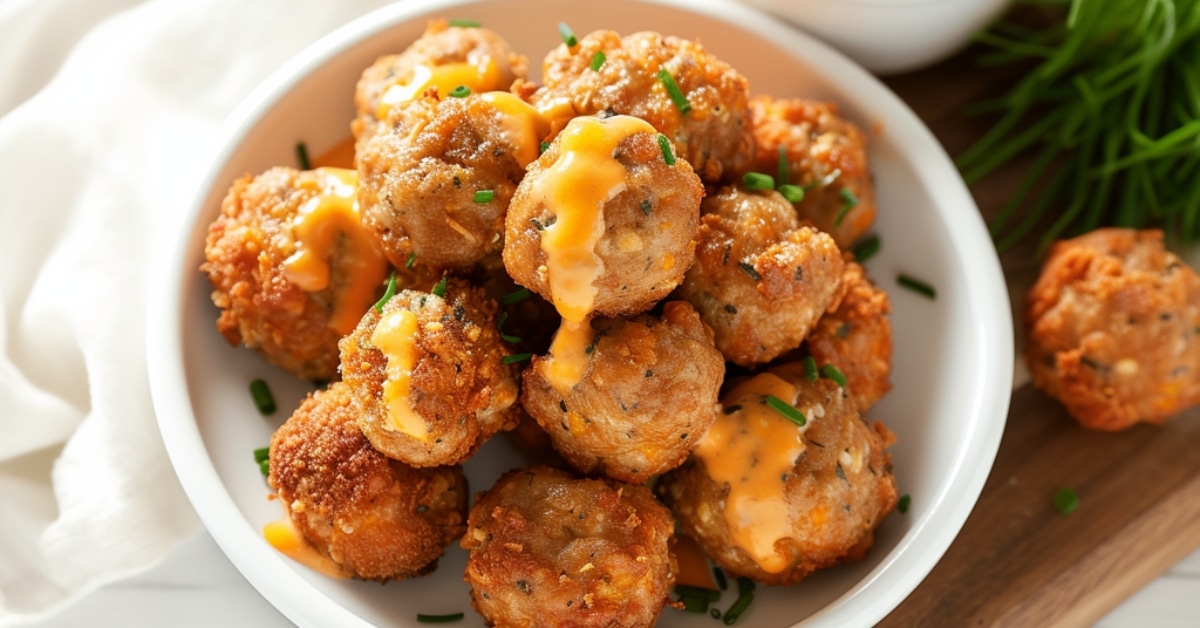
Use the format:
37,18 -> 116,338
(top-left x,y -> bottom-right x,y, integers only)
820,364 -> 848,388
589,51 -> 606,71
737,262 -> 761,282
742,171 -> 775,191
295,142 -> 311,170
803,356 -> 818,382
474,189 -> 495,203
448,19 -> 480,27
249,379 -> 276,415
416,613 -> 464,623
448,85 -> 471,98
778,184 -> 804,203
765,394 -> 806,426
852,235 -> 880,263
373,273 -> 398,313
431,275 -> 448,298
1053,487 -> 1079,515
558,22 -> 578,47
657,133 -> 676,165
898,494 -> 911,514
897,273 -> 936,299
656,68 -> 692,114
501,288 -> 532,305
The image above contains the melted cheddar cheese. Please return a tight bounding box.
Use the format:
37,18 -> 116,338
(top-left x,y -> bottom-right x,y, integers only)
264,517 -> 351,579
376,58 -> 502,120
282,168 -> 389,336
479,91 -> 549,169
371,309 -> 430,441
694,373 -> 809,574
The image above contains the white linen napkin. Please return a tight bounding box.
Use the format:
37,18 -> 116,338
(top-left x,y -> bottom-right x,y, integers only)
0,0 -> 394,623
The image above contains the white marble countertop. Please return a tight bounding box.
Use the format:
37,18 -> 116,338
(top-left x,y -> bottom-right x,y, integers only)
19,525 -> 1200,627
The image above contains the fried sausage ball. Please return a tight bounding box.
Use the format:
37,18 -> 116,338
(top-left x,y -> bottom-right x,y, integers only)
358,91 -> 549,273
658,365 -> 898,585
522,301 -> 725,484
462,466 -> 677,628
532,30 -> 753,183
339,278 -> 520,466
267,382 -> 468,581
746,96 -> 875,249
1025,228 -> 1200,431
675,185 -> 845,367
503,114 -> 703,319
202,167 -> 391,381
353,19 -> 528,141
806,260 -> 893,412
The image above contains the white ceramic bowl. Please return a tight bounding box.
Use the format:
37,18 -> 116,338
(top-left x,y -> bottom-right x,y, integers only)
147,0 -> 1013,626
740,0 -> 1012,75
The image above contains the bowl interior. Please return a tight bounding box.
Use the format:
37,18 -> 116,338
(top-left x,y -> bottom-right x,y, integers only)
151,0 -> 1013,626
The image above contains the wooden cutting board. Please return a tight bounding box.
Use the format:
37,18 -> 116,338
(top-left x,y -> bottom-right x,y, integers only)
874,38 -> 1200,626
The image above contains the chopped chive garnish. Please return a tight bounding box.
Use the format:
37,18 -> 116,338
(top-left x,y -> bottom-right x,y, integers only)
834,188 -> 859,227
500,331 -> 522,344
259,459 -> 269,476
898,494 -> 911,514
802,356 -> 818,382
675,585 -> 721,602
448,19 -> 480,27
249,379 -> 276,415
539,141 -> 550,154
374,273 -> 398,313
711,609 -> 722,619
776,145 -> 789,186
737,262 -> 761,282
742,172 -> 775,191
558,22 -> 578,47
254,447 -> 269,463
502,352 -> 532,364
897,273 -> 936,299
589,51 -> 606,71
448,85 -> 471,98
405,252 -> 417,269
723,591 -> 754,625
713,566 -> 728,591
474,189 -> 495,203
417,613 -> 464,623
432,275 -> 448,298
819,364 -> 847,388
778,184 -> 804,203
1053,487 -> 1078,515
656,68 -> 692,114
736,577 -> 755,597
677,594 -> 710,613
765,394 -> 805,426
851,235 -> 880,263
501,287 -> 532,305
657,133 -> 676,165
295,142 -> 311,170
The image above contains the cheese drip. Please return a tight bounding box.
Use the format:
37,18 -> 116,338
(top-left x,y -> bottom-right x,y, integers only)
533,115 -> 656,391
282,167 -> 389,335
694,373 -> 809,574
479,91 -> 548,169
371,309 -> 430,441
376,57 -> 502,120
263,517 -> 351,579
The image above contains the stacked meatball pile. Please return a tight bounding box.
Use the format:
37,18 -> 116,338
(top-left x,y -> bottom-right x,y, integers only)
202,18 -> 899,626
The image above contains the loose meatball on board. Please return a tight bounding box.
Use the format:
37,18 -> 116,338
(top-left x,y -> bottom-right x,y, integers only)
745,96 -> 876,249
675,185 -> 845,367
1025,228 -> 1200,431
353,19 -> 528,142
522,301 -> 725,484
462,466 -> 677,628
658,364 -> 898,586
202,166 -> 391,381
340,278 -> 520,466
266,382 -> 468,582
532,30 -> 755,183
357,91 -> 551,273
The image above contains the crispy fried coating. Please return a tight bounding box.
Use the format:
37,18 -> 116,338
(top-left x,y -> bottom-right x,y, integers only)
503,114 -> 703,318
532,30 -> 754,183
202,167 -> 390,381
353,19 -> 528,141
340,278 -> 520,466
462,466 -> 677,628
1025,228 -> 1200,430
267,382 -> 468,581
746,96 -> 875,249
358,93 -> 542,273
522,301 -> 725,484
658,366 -> 897,585
675,185 -> 845,367
806,260 -> 893,412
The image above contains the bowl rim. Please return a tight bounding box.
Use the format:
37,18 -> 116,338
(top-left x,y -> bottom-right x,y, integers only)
146,0 -> 1013,626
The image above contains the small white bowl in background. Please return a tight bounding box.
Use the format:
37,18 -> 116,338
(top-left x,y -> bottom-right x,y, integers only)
147,0 -> 1014,626
740,0 -> 1013,74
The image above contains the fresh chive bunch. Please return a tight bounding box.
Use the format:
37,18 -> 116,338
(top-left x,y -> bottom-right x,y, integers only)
961,0 -> 1200,251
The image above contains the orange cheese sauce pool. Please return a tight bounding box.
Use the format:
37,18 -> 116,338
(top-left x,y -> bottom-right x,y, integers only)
694,373 -> 809,574
263,517 -> 351,579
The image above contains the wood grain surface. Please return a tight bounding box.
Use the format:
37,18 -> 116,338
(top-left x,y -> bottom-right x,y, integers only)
874,37 -> 1200,628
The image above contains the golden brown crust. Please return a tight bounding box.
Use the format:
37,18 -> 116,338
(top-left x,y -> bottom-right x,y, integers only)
340,279 -> 520,466
658,370 -> 897,585
675,185 -> 845,366
806,260 -> 893,412
745,96 -> 875,249
462,466 -> 676,628
532,30 -> 754,183
201,167 -> 386,381
521,301 -> 725,484
268,382 -> 468,581
1025,228 -> 1200,430
502,116 -> 703,318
